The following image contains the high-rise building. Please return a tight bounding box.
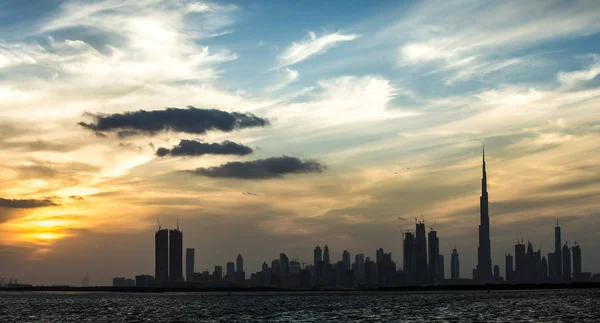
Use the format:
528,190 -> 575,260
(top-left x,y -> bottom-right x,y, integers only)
404,232 -> 416,282
494,264 -> 500,281
548,252 -> 555,278
541,256 -> 548,279
323,245 -> 330,263
376,248 -> 385,286
572,244 -> 582,281
477,145 -> 493,282
236,254 -> 244,273
428,230 -> 439,284
355,254 -> 365,284
280,253 -> 290,287
186,248 -> 195,282
554,220 -> 562,282
314,245 -> 322,285
214,266 -> 223,282
562,244 -> 571,282
226,262 -> 235,281
342,250 -> 351,271
415,221 -> 428,285
438,254 -> 445,281
364,257 -> 377,288
505,253 -> 513,281
451,246 -> 460,281
155,228 -> 169,284
515,242 -> 526,282
169,228 -> 183,281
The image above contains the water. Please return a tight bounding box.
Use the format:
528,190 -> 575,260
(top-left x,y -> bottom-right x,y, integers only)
0,289 -> 598,322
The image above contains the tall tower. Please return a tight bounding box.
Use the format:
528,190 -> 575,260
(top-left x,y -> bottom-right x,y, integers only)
562,244 -> 571,282
403,232 -> 416,283
342,250 -> 351,271
169,226 -> 183,282
415,221 -> 428,285
554,220 -> 562,281
451,246 -> 460,281
323,245 -> 330,263
236,254 -> 244,273
572,244 -> 581,281
477,144 -> 493,282
186,248 -> 195,282
428,230 -> 439,284
155,228 -> 169,284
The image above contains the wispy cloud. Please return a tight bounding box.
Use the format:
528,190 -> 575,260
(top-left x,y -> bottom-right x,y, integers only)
557,55 -> 600,87
277,31 -> 359,67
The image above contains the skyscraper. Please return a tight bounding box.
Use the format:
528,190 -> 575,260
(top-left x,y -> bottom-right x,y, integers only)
280,253 -> 290,287
342,250 -> 351,271
515,242 -> 526,282
554,220 -> 562,282
226,262 -> 235,281
438,254 -> 445,281
494,264 -> 500,281
428,230 -> 439,284
169,228 -> 183,281
451,246 -> 460,281
186,248 -> 195,282
572,244 -> 582,281
562,244 -> 571,282
313,245 -> 322,285
323,245 -> 330,263
415,221 -> 428,285
236,254 -> 244,273
477,145 -> 493,282
548,252 -> 555,278
155,228 -> 169,284
505,253 -> 513,281
404,232 -> 416,282
541,256 -> 548,279
355,253 -> 365,284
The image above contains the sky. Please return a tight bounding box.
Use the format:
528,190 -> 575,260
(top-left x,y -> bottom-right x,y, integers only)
1,0 -> 600,286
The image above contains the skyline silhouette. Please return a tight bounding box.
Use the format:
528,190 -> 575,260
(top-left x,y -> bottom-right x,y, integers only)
1,0 -> 600,287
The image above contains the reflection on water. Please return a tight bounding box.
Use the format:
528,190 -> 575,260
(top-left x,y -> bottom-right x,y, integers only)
0,289 -> 598,322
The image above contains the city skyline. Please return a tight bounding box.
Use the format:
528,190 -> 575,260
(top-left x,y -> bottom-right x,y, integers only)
1,0 -> 600,286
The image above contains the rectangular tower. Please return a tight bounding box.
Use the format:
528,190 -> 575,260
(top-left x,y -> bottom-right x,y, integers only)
403,232 -> 416,283
415,221 -> 428,285
572,245 -> 581,281
155,229 -> 169,284
186,248 -> 195,282
554,220 -> 562,281
428,230 -> 439,284
451,247 -> 460,281
169,228 -> 183,282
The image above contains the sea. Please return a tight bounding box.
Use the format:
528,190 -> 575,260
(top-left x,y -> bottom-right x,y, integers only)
0,289 -> 598,322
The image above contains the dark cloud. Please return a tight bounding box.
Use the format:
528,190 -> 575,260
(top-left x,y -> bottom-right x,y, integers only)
69,195 -> 85,201
79,106 -> 269,137
189,156 -> 325,179
242,191 -> 258,196
156,139 -> 253,157
0,198 -> 59,208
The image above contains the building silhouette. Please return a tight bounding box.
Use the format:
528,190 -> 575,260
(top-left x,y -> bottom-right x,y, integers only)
236,254 -> 244,273
186,248 -> 195,282
451,246 -> 460,281
155,228 -> 169,284
226,262 -> 235,282
515,241 -> 526,282
562,244 -> 571,282
323,245 -> 330,263
280,253 -> 290,287
428,229 -> 439,284
477,145 -> 493,282
169,227 -> 183,282
493,264 -> 500,281
438,254 -> 445,281
572,244 -> 582,281
505,253 -> 513,281
554,220 -> 562,282
342,250 -> 351,271
313,245 -> 322,286
415,221 -> 428,285
355,253 -> 365,284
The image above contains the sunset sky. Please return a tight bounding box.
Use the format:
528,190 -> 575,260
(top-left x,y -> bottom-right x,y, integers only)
1,0 -> 600,286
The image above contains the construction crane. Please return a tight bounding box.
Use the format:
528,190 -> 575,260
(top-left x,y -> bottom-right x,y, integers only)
430,221 -> 437,231
156,218 -> 162,230
565,240 -> 570,247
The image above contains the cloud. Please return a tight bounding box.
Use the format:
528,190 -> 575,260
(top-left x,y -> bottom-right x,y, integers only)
557,55 -> 600,86
156,139 -> 253,157
0,198 -> 59,208
68,195 -> 85,201
189,156 -> 325,179
79,106 -> 269,136
278,31 -> 359,67
269,68 -> 300,92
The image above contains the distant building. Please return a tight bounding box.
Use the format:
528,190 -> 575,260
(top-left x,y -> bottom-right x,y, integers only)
342,250 -> 351,271
113,277 -> 135,287
355,254 -> 365,284
505,253 -> 513,281
226,262 -> 235,282
323,245 -> 330,264
562,244 -> 571,282
515,242 -> 526,282
548,252 -> 555,278
428,230 -> 439,284
541,257 -> 548,279
213,266 -> 223,283
364,257 -> 377,288
415,221 -> 428,285
169,228 -> 183,281
572,245 -> 582,281
404,232 -> 416,283
236,254 -> 244,273
477,146 -> 493,283
554,221 -> 562,282
186,248 -> 195,282
313,245 -> 322,285
493,264 -> 500,281
280,253 -> 290,287
438,254 -> 445,281
155,229 -> 169,284
135,275 -> 155,287
451,247 -> 460,281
